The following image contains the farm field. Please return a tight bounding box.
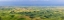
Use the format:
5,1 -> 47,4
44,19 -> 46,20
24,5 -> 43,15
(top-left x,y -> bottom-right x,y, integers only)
0,6 -> 64,20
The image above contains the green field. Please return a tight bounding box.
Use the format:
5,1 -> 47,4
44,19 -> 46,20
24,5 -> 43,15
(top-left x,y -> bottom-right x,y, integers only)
0,6 -> 64,20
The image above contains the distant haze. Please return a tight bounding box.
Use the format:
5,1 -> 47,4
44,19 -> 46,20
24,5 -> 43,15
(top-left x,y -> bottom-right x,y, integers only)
0,0 -> 64,6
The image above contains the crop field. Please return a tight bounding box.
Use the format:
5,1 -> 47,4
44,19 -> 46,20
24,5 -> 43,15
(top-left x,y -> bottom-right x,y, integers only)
0,6 -> 64,20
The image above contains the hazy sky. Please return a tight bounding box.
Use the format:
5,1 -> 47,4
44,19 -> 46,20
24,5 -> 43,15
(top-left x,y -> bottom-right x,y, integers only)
0,0 -> 64,6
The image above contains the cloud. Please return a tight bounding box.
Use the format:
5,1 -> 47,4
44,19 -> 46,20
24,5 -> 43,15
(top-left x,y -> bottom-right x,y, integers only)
41,0 -> 50,1
0,0 -> 23,1
28,0 -> 50,1
58,0 -> 64,1
3,0 -> 50,1
0,0 -> 14,1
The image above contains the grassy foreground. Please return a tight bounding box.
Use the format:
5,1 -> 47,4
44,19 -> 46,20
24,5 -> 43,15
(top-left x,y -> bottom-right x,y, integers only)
0,6 -> 64,20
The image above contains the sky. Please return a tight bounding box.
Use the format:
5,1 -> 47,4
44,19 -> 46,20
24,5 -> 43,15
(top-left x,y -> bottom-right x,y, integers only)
0,0 -> 64,6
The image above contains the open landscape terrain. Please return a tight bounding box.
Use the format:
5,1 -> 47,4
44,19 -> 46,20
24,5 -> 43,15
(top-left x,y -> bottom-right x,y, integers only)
0,6 -> 64,20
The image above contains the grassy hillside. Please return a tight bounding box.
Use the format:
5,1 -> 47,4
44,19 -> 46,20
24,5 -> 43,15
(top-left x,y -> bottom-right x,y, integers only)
0,6 -> 64,20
